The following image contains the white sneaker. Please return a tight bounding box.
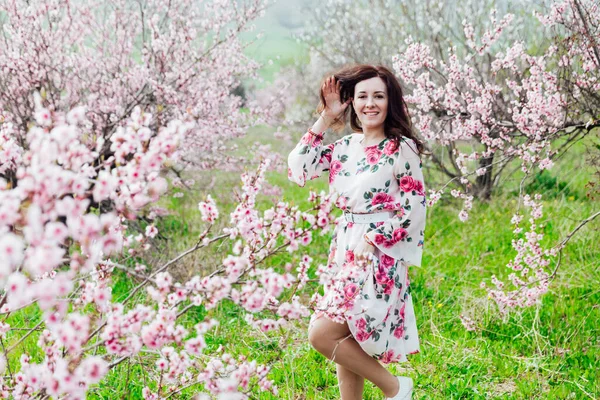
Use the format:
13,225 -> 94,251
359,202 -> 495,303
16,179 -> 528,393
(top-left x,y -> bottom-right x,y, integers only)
386,376 -> 413,400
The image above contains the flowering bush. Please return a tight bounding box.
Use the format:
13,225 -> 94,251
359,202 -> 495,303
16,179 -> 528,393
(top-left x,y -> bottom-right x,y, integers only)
0,0 -> 340,397
0,0 -> 287,173
0,104 -> 342,397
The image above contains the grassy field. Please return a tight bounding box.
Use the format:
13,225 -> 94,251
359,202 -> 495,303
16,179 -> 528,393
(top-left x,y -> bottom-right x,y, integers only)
83,126 -> 598,399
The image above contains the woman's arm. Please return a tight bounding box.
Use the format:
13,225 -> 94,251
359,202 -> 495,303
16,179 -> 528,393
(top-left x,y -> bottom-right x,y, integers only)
287,76 -> 352,187
287,125 -> 335,187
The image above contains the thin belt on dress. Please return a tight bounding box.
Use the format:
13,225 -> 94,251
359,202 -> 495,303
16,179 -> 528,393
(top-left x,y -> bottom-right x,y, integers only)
343,210 -> 394,224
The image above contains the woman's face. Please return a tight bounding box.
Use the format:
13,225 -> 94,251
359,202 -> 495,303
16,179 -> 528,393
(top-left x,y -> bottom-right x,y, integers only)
353,77 -> 388,130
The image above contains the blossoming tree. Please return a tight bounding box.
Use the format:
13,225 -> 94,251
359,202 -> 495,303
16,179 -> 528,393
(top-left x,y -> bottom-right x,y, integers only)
0,0 -> 334,397
392,0 -> 599,315
0,0 -> 287,174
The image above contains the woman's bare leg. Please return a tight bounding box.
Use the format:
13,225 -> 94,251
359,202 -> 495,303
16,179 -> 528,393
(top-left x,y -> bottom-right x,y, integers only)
336,364 -> 365,400
308,316 -> 401,398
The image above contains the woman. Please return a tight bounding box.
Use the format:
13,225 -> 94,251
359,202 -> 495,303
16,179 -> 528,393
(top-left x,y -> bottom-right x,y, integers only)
287,64 -> 427,400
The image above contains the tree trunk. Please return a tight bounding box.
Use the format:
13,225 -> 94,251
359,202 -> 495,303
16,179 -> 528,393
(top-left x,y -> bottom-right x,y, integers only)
475,153 -> 495,200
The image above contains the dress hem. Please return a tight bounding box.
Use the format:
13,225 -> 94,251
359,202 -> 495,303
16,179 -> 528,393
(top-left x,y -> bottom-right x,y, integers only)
309,310 -> 420,364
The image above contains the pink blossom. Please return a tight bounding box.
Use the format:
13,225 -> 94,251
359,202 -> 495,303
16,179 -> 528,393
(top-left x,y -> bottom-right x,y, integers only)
145,225 -> 158,238
34,108 -> 52,126
147,177 -> 168,201
78,356 -> 108,384
335,195 -> 348,210
0,232 -> 24,271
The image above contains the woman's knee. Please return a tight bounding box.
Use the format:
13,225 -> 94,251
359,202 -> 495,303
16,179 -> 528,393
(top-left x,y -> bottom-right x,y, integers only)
308,321 -> 331,354
308,316 -> 352,355
308,325 -> 326,352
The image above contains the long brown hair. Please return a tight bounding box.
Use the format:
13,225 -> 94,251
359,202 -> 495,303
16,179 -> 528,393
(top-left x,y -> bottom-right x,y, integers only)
317,64 -> 425,156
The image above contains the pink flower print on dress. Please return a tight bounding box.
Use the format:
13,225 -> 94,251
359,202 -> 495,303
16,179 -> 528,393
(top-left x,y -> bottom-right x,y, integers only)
343,283 -> 358,300
356,318 -> 367,330
380,350 -> 396,364
382,201 -> 397,210
374,233 -> 395,249
365,147 -> 382,165
329,160 -> 343,183
394,207 -> 405,218
399,176 -> 418,192
375,270 -> 389,285
288,132 -> 424,363
414,179 -> 424,195
345,250 -> 355,264
374,234 -> 386,245
355,329 -> 371,343
379,254 -> 395,271
393,324 -> 405,339
330,160 -> 342,174
371,192 -> 394,206
383,281 -> 394,295
383,140 -> 398,156
324,144 -> 334,163
392,227 -> 408,243
300,133 -> 312,145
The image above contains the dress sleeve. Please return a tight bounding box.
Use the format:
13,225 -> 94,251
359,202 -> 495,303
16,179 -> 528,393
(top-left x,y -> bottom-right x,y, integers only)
287,129 -> 335,187
364,138 -> 427,267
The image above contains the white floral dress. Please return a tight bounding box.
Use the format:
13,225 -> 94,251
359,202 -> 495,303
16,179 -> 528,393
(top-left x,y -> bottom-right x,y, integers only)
287,130 -> 427,364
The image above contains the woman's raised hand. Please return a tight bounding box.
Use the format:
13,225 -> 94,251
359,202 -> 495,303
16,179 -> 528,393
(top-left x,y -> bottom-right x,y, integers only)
321,75 -> 352,121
